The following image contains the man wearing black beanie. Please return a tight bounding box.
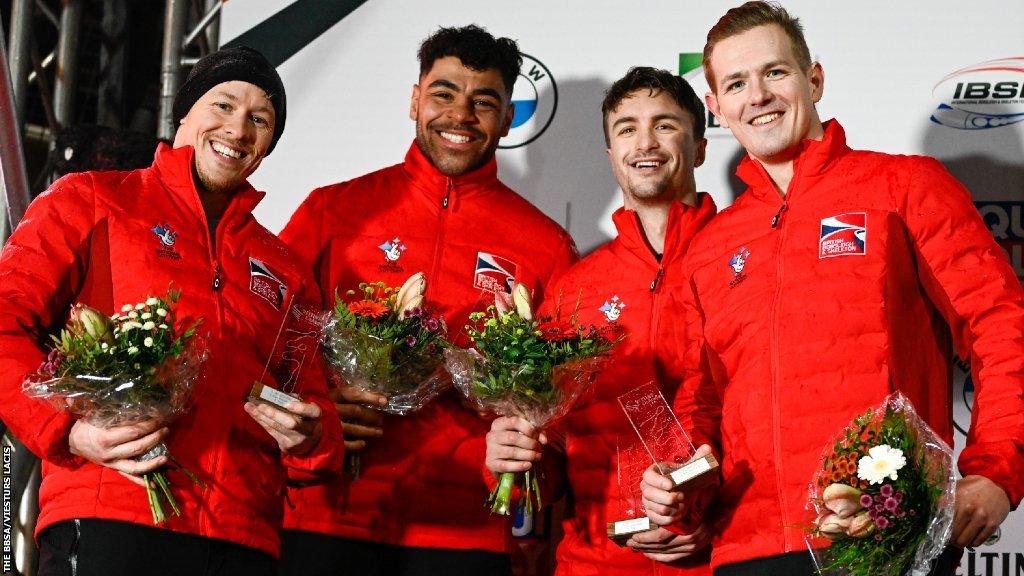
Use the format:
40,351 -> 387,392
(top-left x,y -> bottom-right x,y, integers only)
0,46 -> 343,576
173,46 -> 287,155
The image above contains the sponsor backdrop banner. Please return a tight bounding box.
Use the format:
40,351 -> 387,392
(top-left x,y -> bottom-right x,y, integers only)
221,2 -> 1024,574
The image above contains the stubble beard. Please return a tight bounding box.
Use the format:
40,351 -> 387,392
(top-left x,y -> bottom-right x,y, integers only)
624,173 -> 671,203
195,162 -> 241,195
415,122 -> 494,177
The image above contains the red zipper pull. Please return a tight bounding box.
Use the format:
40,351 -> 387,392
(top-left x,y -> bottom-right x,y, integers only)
212,263 -> 223,291
649,267 -> 664,292
442,179 -> 452,209
771,203 -> 787,229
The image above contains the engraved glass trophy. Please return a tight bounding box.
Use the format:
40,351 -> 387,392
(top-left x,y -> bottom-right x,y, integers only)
249,294 -> 329,409
606,437 -> 656,544
608,382 -> 719,542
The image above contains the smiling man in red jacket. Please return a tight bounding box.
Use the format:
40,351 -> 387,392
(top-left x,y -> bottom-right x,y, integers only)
0,47 -> 343,576
277,25 -> 577,576
485,67 -> 717,576
640,3 -> 1024,576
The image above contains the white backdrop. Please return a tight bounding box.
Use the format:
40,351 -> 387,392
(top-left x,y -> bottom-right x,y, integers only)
221,3 -> 1024,573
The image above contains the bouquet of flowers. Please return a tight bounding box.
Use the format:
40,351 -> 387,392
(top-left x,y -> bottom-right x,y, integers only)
807,392 -> 955,576
23,292 -> 205,524
445,285 -> 621,516
322,272 -> 449,415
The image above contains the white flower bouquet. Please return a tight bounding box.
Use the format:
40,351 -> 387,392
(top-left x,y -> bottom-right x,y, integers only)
23,291 -> 205,523
806,392 -> 955,576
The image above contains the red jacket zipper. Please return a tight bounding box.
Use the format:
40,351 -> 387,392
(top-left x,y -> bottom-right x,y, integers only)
427,179 -> 453,296
767,191 -> 792,548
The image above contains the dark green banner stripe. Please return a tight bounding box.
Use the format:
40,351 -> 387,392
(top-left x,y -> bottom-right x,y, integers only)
223,0 -> 369,67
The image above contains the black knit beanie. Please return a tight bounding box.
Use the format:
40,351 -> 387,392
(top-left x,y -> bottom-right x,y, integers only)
172,46 -> 286,155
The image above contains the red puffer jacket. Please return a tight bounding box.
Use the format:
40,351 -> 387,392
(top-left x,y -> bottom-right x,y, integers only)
279,142 -> 578,553
540,197 -> 716,576
0,144 -> 343,558
675,120 -> 1024,569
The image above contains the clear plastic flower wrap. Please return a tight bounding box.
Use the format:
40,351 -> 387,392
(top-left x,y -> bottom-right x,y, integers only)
322,324 -> 449,415
806,391 -> 955,576
21,294 -> 206,524
322,273 -> 450,416
24,342 -> 206,428
445,349 -> 607,426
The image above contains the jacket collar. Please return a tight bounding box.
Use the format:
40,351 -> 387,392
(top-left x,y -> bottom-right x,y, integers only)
400,141 -> 501,205
611,192 -> 718,267
152,143 -> 266,224
735,119 -> 849,202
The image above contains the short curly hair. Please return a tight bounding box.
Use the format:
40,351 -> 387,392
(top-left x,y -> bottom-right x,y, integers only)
601,67 -> 706,147
417,25 -> 522,97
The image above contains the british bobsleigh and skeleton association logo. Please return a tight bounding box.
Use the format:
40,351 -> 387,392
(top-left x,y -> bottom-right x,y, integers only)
474,252 -> 518,294
249,257 -> 288,310
819,213 -> 867,258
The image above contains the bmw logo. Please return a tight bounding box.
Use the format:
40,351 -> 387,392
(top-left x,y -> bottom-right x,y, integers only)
500,54 -> 557,149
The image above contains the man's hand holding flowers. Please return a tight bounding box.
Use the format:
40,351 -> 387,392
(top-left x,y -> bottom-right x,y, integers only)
244,398 -> 325,456
485,415 -> 548,477
69,418 -> 170,486
328,385 -> 387,453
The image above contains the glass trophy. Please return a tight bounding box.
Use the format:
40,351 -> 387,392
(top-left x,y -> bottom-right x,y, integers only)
606,437 -> 656,544
607,382 -> 719,542
249,295 -> 329,410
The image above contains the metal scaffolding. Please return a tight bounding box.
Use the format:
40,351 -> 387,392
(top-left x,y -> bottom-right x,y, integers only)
97,0 -> 127,129
52,0 -> 81,129
8,0 -> 32,126
0,7 -> 32,243
159,0 -> 224,139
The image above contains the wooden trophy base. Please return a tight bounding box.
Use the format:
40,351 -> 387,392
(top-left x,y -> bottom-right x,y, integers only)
606,516 -> 655,546
668,453 -> 719,490
249,381 -> 300,410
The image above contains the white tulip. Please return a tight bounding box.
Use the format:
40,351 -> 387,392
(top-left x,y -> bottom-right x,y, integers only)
394,272 -> 427,313
513,284 -> 533,320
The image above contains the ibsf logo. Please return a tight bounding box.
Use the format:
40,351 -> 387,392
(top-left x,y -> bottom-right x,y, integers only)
499,54 -> 557,149
930,57 -> 1024,130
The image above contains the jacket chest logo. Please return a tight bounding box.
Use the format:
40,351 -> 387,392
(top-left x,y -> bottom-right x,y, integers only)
599,295 -> 626,322
378,237 -> 407,272
820,213 -> 867,258
249,257 -> 288,310
728,247 -> 750,287
474,252 -> 518,294
151,223 -> 181,260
